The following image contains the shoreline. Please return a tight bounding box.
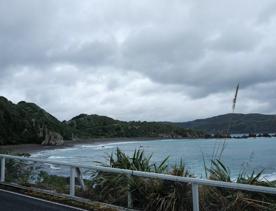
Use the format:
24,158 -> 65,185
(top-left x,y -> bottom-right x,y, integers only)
1,135 -> 275,154
0,137 -> 164,154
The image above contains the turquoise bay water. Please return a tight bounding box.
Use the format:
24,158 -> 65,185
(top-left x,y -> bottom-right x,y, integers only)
31,138 -> 276,180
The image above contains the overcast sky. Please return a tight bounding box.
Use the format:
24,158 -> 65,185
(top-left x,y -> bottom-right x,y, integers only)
1,0 -> 276,122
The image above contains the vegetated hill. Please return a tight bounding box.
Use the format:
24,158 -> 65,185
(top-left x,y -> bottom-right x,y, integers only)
66,114 -> 205,139
0,96 -> 206,145
0,96 -> 72,145
176,113 -> 276,134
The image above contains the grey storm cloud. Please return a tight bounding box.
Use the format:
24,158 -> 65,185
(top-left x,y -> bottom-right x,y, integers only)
1,0 -> 276,121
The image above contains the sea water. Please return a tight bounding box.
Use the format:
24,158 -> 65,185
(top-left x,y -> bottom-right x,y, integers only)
31,138 -> 276,180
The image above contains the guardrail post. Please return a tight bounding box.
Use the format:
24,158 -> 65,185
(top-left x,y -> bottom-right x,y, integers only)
76,167 -> 86,191
192,183 -> 199,211
70,166 -> 76,196
1,157 -> 5,182
127,174 -> 133,208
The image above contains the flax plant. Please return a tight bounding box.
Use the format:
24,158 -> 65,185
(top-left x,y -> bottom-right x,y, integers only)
91,148 -> 193,210
201,159 -> 276,211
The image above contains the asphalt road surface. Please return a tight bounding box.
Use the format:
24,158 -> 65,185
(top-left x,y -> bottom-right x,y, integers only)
0,189 -> 87,211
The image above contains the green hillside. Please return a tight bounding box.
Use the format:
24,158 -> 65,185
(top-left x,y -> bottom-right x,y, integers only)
67,114 -> 205,139
0,97 -> 71,145
177,113 -> 276,134
3,95 -> 276,145
0,96 -> 205,145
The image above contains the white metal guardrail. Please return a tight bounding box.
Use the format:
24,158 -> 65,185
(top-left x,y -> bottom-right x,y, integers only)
1,154 -> 276,211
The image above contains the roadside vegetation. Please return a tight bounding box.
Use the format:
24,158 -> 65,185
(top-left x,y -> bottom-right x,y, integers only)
88,148 -> 276,211
2,149 -> 276,211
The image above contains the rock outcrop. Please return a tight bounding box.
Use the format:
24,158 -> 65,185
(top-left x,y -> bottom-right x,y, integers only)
41,130 -> 64,145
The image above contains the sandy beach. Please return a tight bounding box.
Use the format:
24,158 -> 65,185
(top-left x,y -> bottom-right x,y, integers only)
0,137 -> 162,154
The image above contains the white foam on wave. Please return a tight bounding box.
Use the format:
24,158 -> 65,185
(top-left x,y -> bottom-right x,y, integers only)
31,147 -> 76,158
31,151 -> 49,158
48,156 -> 68,159
104,141 -> 140,145
47,164 -> 61,170
79,141 -> 141,149
30,153 -> 43,158
95,145 -> 115,150
31,140 -> 143,158
79,144 -> 115,150
53,148 -> 76,152
262,172 -> 276,181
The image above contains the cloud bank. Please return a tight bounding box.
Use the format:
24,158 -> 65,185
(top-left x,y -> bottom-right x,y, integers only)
1,0 -> 276,121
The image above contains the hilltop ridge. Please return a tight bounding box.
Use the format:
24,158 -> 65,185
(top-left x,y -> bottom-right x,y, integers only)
2,96 -> 276,145
176,113 -> 276,134
0,96 -> 205,145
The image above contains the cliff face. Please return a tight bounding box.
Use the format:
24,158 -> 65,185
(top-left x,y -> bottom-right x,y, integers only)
41,130 -> 64,145
0,97 -> 68,145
